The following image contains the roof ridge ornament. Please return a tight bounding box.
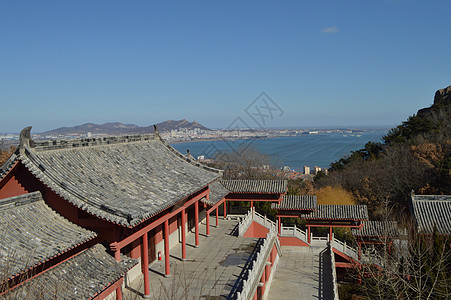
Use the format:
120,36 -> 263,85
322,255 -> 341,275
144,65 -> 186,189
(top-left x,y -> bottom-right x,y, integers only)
19,126 -> 35,150
153,125 -> 160,139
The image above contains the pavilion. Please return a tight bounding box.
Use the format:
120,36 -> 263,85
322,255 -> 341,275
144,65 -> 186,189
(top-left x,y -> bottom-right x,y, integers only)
272,195 -> 368,242
351,220 -> 399,260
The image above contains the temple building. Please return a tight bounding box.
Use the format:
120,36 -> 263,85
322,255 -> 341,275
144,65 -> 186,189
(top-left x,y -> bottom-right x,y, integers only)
0,126 -> 223,299
410,193 -> 451,236
0,126 -> 402,299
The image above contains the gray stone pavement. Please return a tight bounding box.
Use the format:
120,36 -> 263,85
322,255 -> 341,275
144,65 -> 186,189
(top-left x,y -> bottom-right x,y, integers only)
266,246 -> 334,300
124,218 -> 262,299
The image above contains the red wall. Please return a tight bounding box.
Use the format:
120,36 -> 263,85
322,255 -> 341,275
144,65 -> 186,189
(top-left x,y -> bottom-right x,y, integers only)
0,163 -> 33,199
279,236 -> 309,247
153,215 -> 179,244
243,221 -> 270,238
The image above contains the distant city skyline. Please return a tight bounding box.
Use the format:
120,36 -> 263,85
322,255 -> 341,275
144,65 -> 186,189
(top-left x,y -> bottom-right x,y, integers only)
1,1 -> 450,133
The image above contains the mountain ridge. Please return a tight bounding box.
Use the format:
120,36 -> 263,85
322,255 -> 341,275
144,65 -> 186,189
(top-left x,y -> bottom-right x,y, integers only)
42,119 -> 211,136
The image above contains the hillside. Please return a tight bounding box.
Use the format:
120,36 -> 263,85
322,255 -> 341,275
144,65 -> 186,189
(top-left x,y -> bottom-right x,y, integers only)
316,85 -> 451,218
42,119 -> 211,136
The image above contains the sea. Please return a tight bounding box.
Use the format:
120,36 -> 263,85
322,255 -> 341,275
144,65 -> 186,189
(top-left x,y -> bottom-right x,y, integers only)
171,130 -> 388,171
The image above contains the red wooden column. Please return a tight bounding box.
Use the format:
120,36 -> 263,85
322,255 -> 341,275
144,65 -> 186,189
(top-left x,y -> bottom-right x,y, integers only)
116,286 -> 123,300
181,208 -> 187,260
215,207 -> 219,227
277,216 -> 281,234
164,219 -> 170,277
250,201 -> 253,209
307,226 -> 311,244
223,201 -> 227,218
195,201 -> 199,247
206,210 -> 210,236
141,234 -> 151,298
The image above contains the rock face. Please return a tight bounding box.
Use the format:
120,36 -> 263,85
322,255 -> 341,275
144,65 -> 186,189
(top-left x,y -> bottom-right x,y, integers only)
434,85 -> 451,106
417,85 -> 451,115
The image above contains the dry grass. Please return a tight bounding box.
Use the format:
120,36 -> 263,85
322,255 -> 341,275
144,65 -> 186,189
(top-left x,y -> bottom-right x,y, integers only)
315,185 -> 356,205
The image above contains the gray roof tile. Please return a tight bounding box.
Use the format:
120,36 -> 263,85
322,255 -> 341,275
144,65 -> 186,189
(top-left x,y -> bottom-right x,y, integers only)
0,191 -> 97,280
271,195 -> 317,210
202,181 -> 229,206
6,244 -> 137,300
352,221 -> 399,237
219,179 -> 287,194
411,194 -> 451,234
7,128 -> 222,227
300,204 -> 368,220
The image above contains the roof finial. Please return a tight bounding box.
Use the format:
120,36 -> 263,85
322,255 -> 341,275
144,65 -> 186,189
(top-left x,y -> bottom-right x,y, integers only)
153,125 -> 159,138
19,126 -> 35,149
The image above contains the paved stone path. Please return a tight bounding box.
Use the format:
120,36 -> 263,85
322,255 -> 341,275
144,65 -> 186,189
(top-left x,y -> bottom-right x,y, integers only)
267,246 -> 334,300
125,218 -> 261,299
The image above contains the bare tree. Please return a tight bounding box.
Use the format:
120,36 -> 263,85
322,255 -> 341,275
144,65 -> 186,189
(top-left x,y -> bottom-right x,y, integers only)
212,144 -> 280,180
357,222 -> 451,300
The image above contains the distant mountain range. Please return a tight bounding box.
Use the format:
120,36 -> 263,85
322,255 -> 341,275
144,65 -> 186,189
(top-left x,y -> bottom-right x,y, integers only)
41,119 -> 211,136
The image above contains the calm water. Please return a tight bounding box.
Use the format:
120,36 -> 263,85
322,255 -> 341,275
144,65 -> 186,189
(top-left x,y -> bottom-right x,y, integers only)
171,130 -> 387,170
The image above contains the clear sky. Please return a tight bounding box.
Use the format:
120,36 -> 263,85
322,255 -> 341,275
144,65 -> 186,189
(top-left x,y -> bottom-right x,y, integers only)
1,1 -> 450,133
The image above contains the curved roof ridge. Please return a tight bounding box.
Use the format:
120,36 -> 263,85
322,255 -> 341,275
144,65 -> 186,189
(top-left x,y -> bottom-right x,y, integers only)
412,194 -> 451,201
33,133 -> 157,152
0,190 -> 43,210
157,134 -> 223,175
0,147 -> 19,181
19,126 -> 222,175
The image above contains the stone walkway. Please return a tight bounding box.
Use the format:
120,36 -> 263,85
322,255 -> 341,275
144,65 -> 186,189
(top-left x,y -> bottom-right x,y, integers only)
267,246 -> 334,300
124,218 -> 262,299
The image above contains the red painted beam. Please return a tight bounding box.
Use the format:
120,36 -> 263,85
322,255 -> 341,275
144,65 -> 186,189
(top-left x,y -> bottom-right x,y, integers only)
225,198 -> 280,202
276,214 -> 304,218
206,198 -> 225,214
335,262 -> 357,268
304,223 -> 362,228
111,189 -> 209,250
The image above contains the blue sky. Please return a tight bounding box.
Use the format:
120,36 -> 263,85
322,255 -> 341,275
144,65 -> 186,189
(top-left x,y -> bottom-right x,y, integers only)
1,1 -> 450,133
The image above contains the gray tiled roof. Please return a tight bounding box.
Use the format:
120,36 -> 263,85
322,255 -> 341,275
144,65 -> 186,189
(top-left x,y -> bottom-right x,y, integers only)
0,191 -> 97,280
2,127 -> 222,227
271,195 -> 317,211
6,244 -> 137,300
300,205 -> 368,220
352,221 -> 399,237
411,194 -> 451,234
202,181 -> 230,206
219,179 -> 287,194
